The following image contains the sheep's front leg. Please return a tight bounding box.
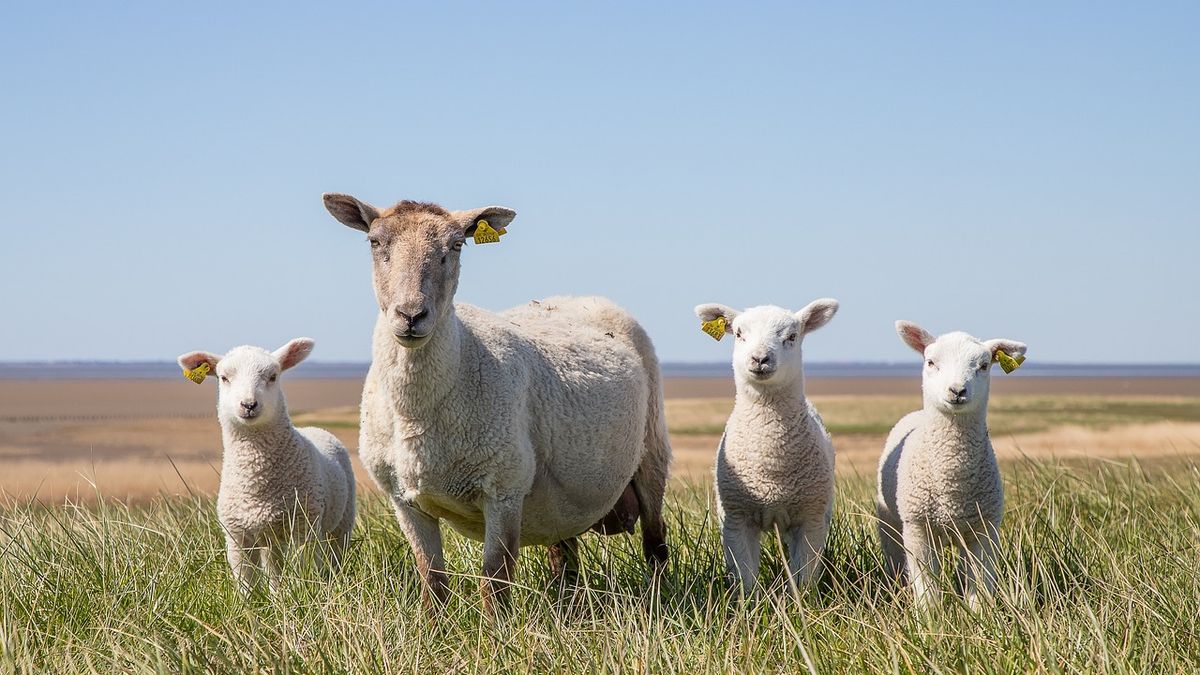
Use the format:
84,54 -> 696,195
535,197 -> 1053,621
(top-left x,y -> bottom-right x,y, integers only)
783,513 -> 830,591
903,524 -> 941,610
481,496 -> 522,613
394,501 -> 448,607
225,532 -> 259,596
960,523 -> 1000,610
721,517 -> 761,594
877,508 -> 907,581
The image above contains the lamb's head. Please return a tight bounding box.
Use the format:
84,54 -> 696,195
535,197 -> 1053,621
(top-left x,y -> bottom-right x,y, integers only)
177,338 -> 314,427
694,299 -> 839,388
897,321 -> 1026,416
322,193 -> 516,348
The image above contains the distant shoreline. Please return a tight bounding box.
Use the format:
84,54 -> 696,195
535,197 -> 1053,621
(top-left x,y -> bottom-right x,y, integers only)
3,361 -> 1200,380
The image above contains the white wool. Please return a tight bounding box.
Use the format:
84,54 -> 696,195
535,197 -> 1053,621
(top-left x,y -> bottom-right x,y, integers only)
875,322 -> 1027,609
694,299 -> 839,592
177,339 -> 356,595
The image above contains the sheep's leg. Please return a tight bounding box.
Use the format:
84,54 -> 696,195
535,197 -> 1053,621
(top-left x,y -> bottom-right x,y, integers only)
547,537 -> 580,587
393,502 -> 449,607
226,532 -> 259,596
262,542 -> 285,595
903,524 -> 941,610
481,496 -> 522,614
877,508 -> 907,582
783,514 -> 830,591
722,517 -> 761,594
631,472 -> 669,572
960,524 -> 1000,610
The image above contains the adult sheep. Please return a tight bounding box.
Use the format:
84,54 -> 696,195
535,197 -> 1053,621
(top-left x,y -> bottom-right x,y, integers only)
322,194 -> 671,609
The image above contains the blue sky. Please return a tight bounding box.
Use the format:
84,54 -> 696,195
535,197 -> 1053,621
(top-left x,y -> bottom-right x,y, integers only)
2,2 -> 1197,363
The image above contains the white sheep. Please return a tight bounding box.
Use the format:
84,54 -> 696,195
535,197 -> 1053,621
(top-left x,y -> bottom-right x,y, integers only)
875,321 -> 1027,609
177,338 -> 356,594
322,194 -> 671,610
693,299 -> 840,593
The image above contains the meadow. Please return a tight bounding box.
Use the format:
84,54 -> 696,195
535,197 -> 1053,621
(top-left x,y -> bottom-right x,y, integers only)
2,457 -> 1199,672
2,379 -> 1200,672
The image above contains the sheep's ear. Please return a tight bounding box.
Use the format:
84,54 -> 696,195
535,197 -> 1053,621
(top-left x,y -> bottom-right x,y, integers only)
694,303 -> 739,333
896,321 -> 936,355
984,338 -> 1027,362
273,338 -> 315,371
177,351 -> 221,375
322,193 -> 379,233
451,206 -> 516,239
795,298 -> 839,336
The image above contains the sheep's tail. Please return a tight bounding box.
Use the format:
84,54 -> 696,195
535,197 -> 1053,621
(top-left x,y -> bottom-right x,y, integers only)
627,320 -> 671,570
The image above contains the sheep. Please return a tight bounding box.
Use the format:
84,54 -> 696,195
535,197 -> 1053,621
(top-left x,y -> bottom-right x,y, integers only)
875,321 -> 1027,609
321,194 -> 671,610
693,299 -> 840,593
177,338 -> 356,594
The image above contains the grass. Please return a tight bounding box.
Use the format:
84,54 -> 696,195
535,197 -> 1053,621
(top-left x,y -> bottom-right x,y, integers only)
3,457 -> 1200,672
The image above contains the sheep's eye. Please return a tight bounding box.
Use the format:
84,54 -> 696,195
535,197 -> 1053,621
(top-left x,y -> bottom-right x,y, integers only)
220,375 -> 229,383
369,238 -> 381,248
452,240 -> 464,251
786,333 -> 798,343
735,329 -> 743,340
978,362 -> 989,372
926,359 -> 935,368
269,374 -> 278,383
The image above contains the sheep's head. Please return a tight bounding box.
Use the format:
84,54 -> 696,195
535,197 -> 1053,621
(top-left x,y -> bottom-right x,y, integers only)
322,193 -> 516,348
177,338 -> 313,427
694,299 -> 839,388
896,321 -> 1026,416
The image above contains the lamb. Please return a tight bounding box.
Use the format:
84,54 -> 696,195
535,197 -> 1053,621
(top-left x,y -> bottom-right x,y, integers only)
875,321 -> 1027,609
177,338 -> 356,594
321,193 -> 671,610
693,299 -> 840,593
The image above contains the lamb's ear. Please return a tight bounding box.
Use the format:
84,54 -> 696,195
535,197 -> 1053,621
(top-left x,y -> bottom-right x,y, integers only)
796,298 -> 839,336
896,321 -> 936,355
273,338 -> 315,371
984,338 -> 1027,362
322,193 -> 379,233
177,351 -> 221,374
451,206 -> 516,239
694,303 -> 739,332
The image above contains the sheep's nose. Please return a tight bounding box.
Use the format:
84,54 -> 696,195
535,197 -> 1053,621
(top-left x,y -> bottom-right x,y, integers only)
948,385 -> 967,399
240,400 -> 259,412
393,305 -> 429,326
750,353 -> 772,367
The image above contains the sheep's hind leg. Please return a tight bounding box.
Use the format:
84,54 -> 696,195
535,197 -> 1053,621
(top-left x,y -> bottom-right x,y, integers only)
722,517 -> 761,595
783,513 -> 830,592
547,537 -> 580,588
959,523 -> 1000,610
631,470 -> 669,572
393,501 -> 449,607
481,496 -> 523,614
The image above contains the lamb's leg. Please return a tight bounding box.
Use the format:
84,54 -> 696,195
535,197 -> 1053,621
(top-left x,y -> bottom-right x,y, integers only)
481,496 -> 522,614
722,517 -> 761,594
393,502 -> 449,607
547,537 -> 580,587
262,540 -> 285,595
783,514 -> 830,591
903,524 -> 941,610
960,523 -> 1000,610
877,507 -> 907,581
225,532 -> 259,596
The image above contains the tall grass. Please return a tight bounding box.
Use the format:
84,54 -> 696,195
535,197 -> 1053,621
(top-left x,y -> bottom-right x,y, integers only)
2,458 -> 1199,672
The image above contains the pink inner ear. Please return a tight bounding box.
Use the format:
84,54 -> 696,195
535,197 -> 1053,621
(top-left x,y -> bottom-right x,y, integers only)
900,326 -> 929,351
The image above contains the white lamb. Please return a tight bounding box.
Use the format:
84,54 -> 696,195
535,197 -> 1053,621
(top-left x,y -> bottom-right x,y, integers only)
322,194 -> 671,611
177,338 -> 356,594
693,299 -> 840,593
875,321 -> 1027,609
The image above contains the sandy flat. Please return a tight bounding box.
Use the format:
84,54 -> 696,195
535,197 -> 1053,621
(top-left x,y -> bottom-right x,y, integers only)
1,377 -> 1198,503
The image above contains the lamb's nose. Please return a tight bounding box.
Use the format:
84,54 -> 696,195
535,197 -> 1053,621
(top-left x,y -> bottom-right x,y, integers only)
750,354 -> 771,366
241,400 -> 259,412
948,386 -> 966,399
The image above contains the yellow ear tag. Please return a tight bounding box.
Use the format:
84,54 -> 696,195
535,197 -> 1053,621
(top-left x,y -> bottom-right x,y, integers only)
701,317 -> 727,341
473,219 -> 502,245
183,362 -> 211,384
995,350 -> 1026,374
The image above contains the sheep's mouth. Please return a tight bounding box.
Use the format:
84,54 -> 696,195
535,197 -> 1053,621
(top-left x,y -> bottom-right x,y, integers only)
237,410 -> 261,421
747,368 -> 775,380
393,332 -> 431,348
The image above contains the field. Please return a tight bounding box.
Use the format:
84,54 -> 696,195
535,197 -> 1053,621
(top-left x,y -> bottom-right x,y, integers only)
2,376 -> 1200,671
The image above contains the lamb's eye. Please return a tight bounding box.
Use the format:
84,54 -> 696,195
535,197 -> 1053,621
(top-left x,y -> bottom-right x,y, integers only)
978,362 -> 989,372
735,329 -> 743,340
786,333 -> 798,343
269,374 -> 278,383
220,375 -> 229,383
926,359 -> 935,368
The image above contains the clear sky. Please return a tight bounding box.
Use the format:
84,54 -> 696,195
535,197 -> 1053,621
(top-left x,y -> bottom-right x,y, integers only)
2,2 -> 1197,364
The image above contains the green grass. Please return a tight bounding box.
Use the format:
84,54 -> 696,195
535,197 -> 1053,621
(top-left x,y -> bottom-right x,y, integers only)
3,458 -> 1200,672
